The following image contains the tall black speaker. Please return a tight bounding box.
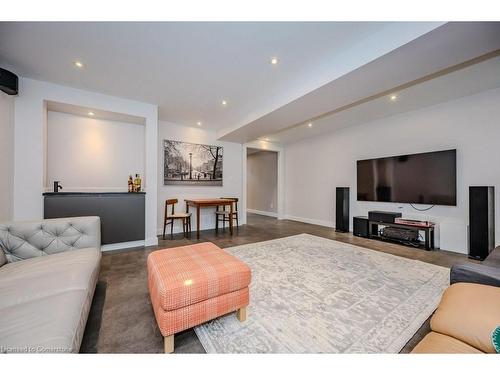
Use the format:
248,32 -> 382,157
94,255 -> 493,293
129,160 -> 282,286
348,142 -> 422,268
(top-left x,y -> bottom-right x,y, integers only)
336,187 -> 349,232
469,186 -> 495,260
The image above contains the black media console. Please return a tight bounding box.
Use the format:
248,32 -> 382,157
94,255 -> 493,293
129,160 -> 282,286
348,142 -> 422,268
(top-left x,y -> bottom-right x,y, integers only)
353,212 -> 435,251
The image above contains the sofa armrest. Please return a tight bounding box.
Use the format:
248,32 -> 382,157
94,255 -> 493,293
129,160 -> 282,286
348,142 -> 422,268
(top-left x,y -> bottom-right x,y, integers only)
450,263 -> 500,288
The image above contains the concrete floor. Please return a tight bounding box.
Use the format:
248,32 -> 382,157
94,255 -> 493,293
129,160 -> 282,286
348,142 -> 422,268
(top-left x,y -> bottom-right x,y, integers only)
80,213 -> 473,353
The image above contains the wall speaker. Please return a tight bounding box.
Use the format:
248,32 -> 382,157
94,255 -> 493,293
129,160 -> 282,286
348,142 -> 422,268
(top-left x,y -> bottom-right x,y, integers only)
335,187 -> 349,232
469,186 -> 495,260
0,68 -> 18,95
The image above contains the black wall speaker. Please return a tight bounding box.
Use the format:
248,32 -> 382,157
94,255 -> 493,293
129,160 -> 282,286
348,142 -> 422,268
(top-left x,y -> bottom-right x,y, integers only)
335,187 -> 349,232
469,186 -> 495,260
353,216 -> 369,238
0,68 -> 18,95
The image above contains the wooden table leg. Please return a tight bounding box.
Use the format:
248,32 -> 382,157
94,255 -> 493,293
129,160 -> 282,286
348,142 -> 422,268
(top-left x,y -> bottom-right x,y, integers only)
185,204 -> 190,237
196,205 -> 201,239
229,202 -> 234,235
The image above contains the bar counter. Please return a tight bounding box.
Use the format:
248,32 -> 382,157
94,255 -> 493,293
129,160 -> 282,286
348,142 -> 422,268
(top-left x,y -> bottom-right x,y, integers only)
43,192 -> 145,245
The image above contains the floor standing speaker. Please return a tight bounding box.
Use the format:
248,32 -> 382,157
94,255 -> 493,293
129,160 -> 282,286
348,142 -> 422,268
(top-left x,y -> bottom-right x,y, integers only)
469,186 -> 495,260
336,187 -> 349,232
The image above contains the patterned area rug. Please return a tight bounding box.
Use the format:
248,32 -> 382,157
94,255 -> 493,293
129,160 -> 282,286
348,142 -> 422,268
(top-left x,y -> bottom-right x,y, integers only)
194,234 -> 449,353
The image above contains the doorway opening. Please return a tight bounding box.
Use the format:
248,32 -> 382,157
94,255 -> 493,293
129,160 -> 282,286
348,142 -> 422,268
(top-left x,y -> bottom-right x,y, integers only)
246,148 -> 278,218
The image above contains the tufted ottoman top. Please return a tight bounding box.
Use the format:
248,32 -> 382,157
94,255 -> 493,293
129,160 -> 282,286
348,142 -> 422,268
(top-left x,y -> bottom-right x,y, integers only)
147,242 -> 251,311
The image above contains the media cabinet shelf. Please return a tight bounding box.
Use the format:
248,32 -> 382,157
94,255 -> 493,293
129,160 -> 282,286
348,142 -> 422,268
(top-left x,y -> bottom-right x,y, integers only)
369,234 -> 429,250
368,220 -> 435,251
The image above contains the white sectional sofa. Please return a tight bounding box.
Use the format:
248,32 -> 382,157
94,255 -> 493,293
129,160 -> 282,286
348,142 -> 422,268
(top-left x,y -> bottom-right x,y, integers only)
0,216 -> 101,353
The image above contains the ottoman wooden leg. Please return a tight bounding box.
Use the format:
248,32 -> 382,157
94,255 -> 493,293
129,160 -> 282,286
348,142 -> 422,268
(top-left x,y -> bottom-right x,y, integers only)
236,307 -> 247,322
164,335 -> 174,354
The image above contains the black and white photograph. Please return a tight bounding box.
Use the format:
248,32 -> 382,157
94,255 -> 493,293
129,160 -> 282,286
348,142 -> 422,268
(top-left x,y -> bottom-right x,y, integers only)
163,140 -> 223,185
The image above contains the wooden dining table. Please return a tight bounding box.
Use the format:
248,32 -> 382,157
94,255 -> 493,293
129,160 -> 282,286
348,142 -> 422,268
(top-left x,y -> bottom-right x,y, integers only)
185,198 -> 237,239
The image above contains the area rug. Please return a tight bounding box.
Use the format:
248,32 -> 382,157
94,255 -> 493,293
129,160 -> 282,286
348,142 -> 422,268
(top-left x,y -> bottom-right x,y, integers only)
194,234 -> 449,353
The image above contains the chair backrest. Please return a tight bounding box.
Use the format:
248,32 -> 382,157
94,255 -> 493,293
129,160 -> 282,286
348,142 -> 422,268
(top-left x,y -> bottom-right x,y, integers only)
165,199 -> 178,216
220,197 -> 238,211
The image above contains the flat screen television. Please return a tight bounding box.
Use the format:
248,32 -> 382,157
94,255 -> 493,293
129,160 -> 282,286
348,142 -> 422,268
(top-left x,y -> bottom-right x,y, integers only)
357,149 -> 456,206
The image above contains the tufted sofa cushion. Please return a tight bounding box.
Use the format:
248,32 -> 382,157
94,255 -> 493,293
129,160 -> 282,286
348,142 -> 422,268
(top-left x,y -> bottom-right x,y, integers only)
0,216 -> 100,263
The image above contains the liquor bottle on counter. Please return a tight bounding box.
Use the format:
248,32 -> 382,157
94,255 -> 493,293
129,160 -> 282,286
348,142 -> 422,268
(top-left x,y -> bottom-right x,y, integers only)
134,174 -> 142,192
128,175 -> 133,193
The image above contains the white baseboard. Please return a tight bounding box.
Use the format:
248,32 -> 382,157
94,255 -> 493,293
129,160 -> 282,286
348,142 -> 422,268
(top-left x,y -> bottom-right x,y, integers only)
145,236 -> 159,247
284,214 -> 335,229
101,240 -> 145,252
247,208 -> 278,218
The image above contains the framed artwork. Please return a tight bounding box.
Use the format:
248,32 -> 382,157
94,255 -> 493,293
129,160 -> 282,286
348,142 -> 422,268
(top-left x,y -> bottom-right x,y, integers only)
163,140 -> 223,186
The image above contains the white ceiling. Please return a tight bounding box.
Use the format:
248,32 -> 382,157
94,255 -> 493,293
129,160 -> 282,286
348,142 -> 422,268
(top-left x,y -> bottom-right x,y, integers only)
2,22 -> 499,146
46,101 -> 146,125
0,22 -> 439,130
219,22 -> 500,143
268,55 -> 500,144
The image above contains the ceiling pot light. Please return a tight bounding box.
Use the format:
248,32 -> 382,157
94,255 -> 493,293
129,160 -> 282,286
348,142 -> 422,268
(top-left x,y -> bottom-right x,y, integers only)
197,121 -> 202,126
270,57 -> 279,65
390,94 -> 398,101
221,100 -> 228,106
264,137 -> 270,141
73,61 -> 85,69
88,111 -> 95,116
308,123 -> 313,128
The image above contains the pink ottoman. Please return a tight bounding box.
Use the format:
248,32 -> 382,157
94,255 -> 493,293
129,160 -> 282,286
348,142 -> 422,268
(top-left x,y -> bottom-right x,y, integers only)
147,242 -> 251,353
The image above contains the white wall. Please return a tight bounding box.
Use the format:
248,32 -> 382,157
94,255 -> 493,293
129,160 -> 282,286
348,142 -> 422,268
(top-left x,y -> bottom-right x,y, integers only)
46,111 -> 145,191
13,78 -> 159,246
247,150 -> 278,215
158,121 -> 243,234
0,92 -> 14,221
285,87 -> 500,254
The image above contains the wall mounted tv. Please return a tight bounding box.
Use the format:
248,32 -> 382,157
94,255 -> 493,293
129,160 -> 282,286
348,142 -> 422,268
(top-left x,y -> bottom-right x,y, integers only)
357,149 -> 457,206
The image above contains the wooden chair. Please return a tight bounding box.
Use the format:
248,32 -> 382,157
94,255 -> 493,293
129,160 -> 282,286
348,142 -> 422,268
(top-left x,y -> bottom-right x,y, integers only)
215,197 -> 239,231
163,199 -> 192,239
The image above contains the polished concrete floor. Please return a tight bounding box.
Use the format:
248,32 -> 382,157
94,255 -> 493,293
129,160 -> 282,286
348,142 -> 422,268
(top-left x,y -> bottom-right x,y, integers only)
81,213 -> 473,353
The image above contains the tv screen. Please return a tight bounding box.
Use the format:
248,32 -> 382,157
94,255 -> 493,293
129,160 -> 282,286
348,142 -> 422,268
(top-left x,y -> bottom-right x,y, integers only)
357,149 -> 456,206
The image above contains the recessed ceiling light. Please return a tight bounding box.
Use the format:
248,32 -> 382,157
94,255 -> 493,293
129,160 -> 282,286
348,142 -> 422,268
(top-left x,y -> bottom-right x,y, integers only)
308,123 -> 313,128
270,57 -> 279,65
221,100 -> 228,106
73,61 -> 85,69
390,94 -> 398,101
264,137 -> 270,141
197,121 -> 202,126
88,111 -> 95,116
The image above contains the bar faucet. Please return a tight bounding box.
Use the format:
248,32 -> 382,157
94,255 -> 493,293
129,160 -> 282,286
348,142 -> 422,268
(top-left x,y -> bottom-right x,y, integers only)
53,181 -> 63,193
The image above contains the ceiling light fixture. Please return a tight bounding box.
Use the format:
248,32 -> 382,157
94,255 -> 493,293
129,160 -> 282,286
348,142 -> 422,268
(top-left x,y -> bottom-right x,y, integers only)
270,57 -> 279,65
390,94 -> 398,101
308,123 -> 313,128
264,137 -> 270,141
221,100 -> 228,106
197,121 -> 202,126
73,61 -> 85,69
88,111 -> 95,116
